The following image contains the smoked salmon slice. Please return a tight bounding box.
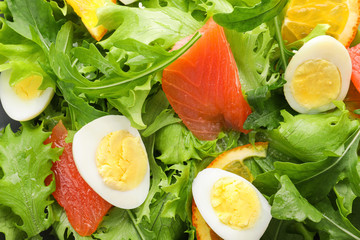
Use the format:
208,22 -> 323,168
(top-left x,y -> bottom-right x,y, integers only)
44,122 -> 112,236
162,18 -> 252,140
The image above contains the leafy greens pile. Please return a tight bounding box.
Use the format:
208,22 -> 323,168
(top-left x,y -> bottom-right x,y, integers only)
1,0 -> 360,239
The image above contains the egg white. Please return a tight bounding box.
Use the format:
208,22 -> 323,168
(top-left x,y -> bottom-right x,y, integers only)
192,168 -> 272,240
0,69 -> 54,121
72,115 -> 150,209
284,35 -> 352,114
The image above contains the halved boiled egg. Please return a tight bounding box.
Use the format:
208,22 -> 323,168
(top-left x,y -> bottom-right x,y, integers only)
72,115 -> 150,209
192,168 -> 272,240
0,69 -> 54,121
284,35 -> 352,114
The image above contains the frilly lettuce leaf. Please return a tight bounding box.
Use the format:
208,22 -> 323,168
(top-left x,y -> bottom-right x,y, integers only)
0,205 -> 26,240
0,123 -> 62,238
52,203 -> 92,240
225,22 -> 280,92
97,5 -> 202,50
155,123 -> 241,164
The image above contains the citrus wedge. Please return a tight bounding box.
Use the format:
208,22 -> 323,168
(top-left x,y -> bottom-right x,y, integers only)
192,142 -> 268,240
66,0 -> 116,41
282,0 -> 360,47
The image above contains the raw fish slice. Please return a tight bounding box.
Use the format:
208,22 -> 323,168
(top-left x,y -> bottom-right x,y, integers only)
44,122 -> 112,236
162,18 -> 251,140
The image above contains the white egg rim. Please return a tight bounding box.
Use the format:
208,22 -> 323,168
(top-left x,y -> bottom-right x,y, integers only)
192,168 -> 272,240
0,69 -> 55,121
72,115 -> 150,209
284,35 -> 352,114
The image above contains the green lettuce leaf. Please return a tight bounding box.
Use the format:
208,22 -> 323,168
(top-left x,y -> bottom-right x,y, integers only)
213,0 -> 288,32
135,136 -> 169,223
142,109 -> 181,137
262,219 -> 316,240
52,203 -> 92,240
271,175 -> 323,222
94,208 -> 153,240
155,123 -> 240,164
225,23 -> 280,92
266,103 -> 360,162
161,161 -> 196,222
0,19 -> 55,90
0,123 -> 62,238
97,5 -> 202,50
0,205 -> 26,240
108,75 -> 156,129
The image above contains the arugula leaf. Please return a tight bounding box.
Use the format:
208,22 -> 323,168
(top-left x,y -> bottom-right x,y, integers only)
262,219 -> 315,240
272,127 -> 360,203
75,33 -> 201,97
213,0 -> 288,32
0,123 -> 61,238
6,0 -> 59,52
310,198 -> 360,240
0,205 -> 26,240
58,81 -> 107,130
72,44 -> 125,77
271,175 -> 323,222
335,178 -> 358,217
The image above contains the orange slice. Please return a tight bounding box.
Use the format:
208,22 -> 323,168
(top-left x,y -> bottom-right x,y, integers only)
282,0 -> 360,47
192,142 -> 268,240
66,0 -> 116,41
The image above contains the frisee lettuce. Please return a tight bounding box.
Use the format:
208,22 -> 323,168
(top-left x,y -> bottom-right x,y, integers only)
1,0 -> 360,239
0,123 -> 61,238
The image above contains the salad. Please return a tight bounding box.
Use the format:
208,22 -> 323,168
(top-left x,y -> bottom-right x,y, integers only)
1,0 -> 360,239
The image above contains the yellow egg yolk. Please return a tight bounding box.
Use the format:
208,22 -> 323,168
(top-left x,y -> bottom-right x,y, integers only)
290,58 -> 341,110
211,177 -> 260,230
12,75 -> 44,100
96,130 -> 147,191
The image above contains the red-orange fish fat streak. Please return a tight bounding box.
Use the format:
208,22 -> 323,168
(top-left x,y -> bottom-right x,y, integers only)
44,121 -> 112,236
162,18 -> 252,141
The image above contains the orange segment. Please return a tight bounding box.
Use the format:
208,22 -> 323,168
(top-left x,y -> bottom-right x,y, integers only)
192,142 -> 268,240
66,0 -> 116,41
282,0 -> 360,47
